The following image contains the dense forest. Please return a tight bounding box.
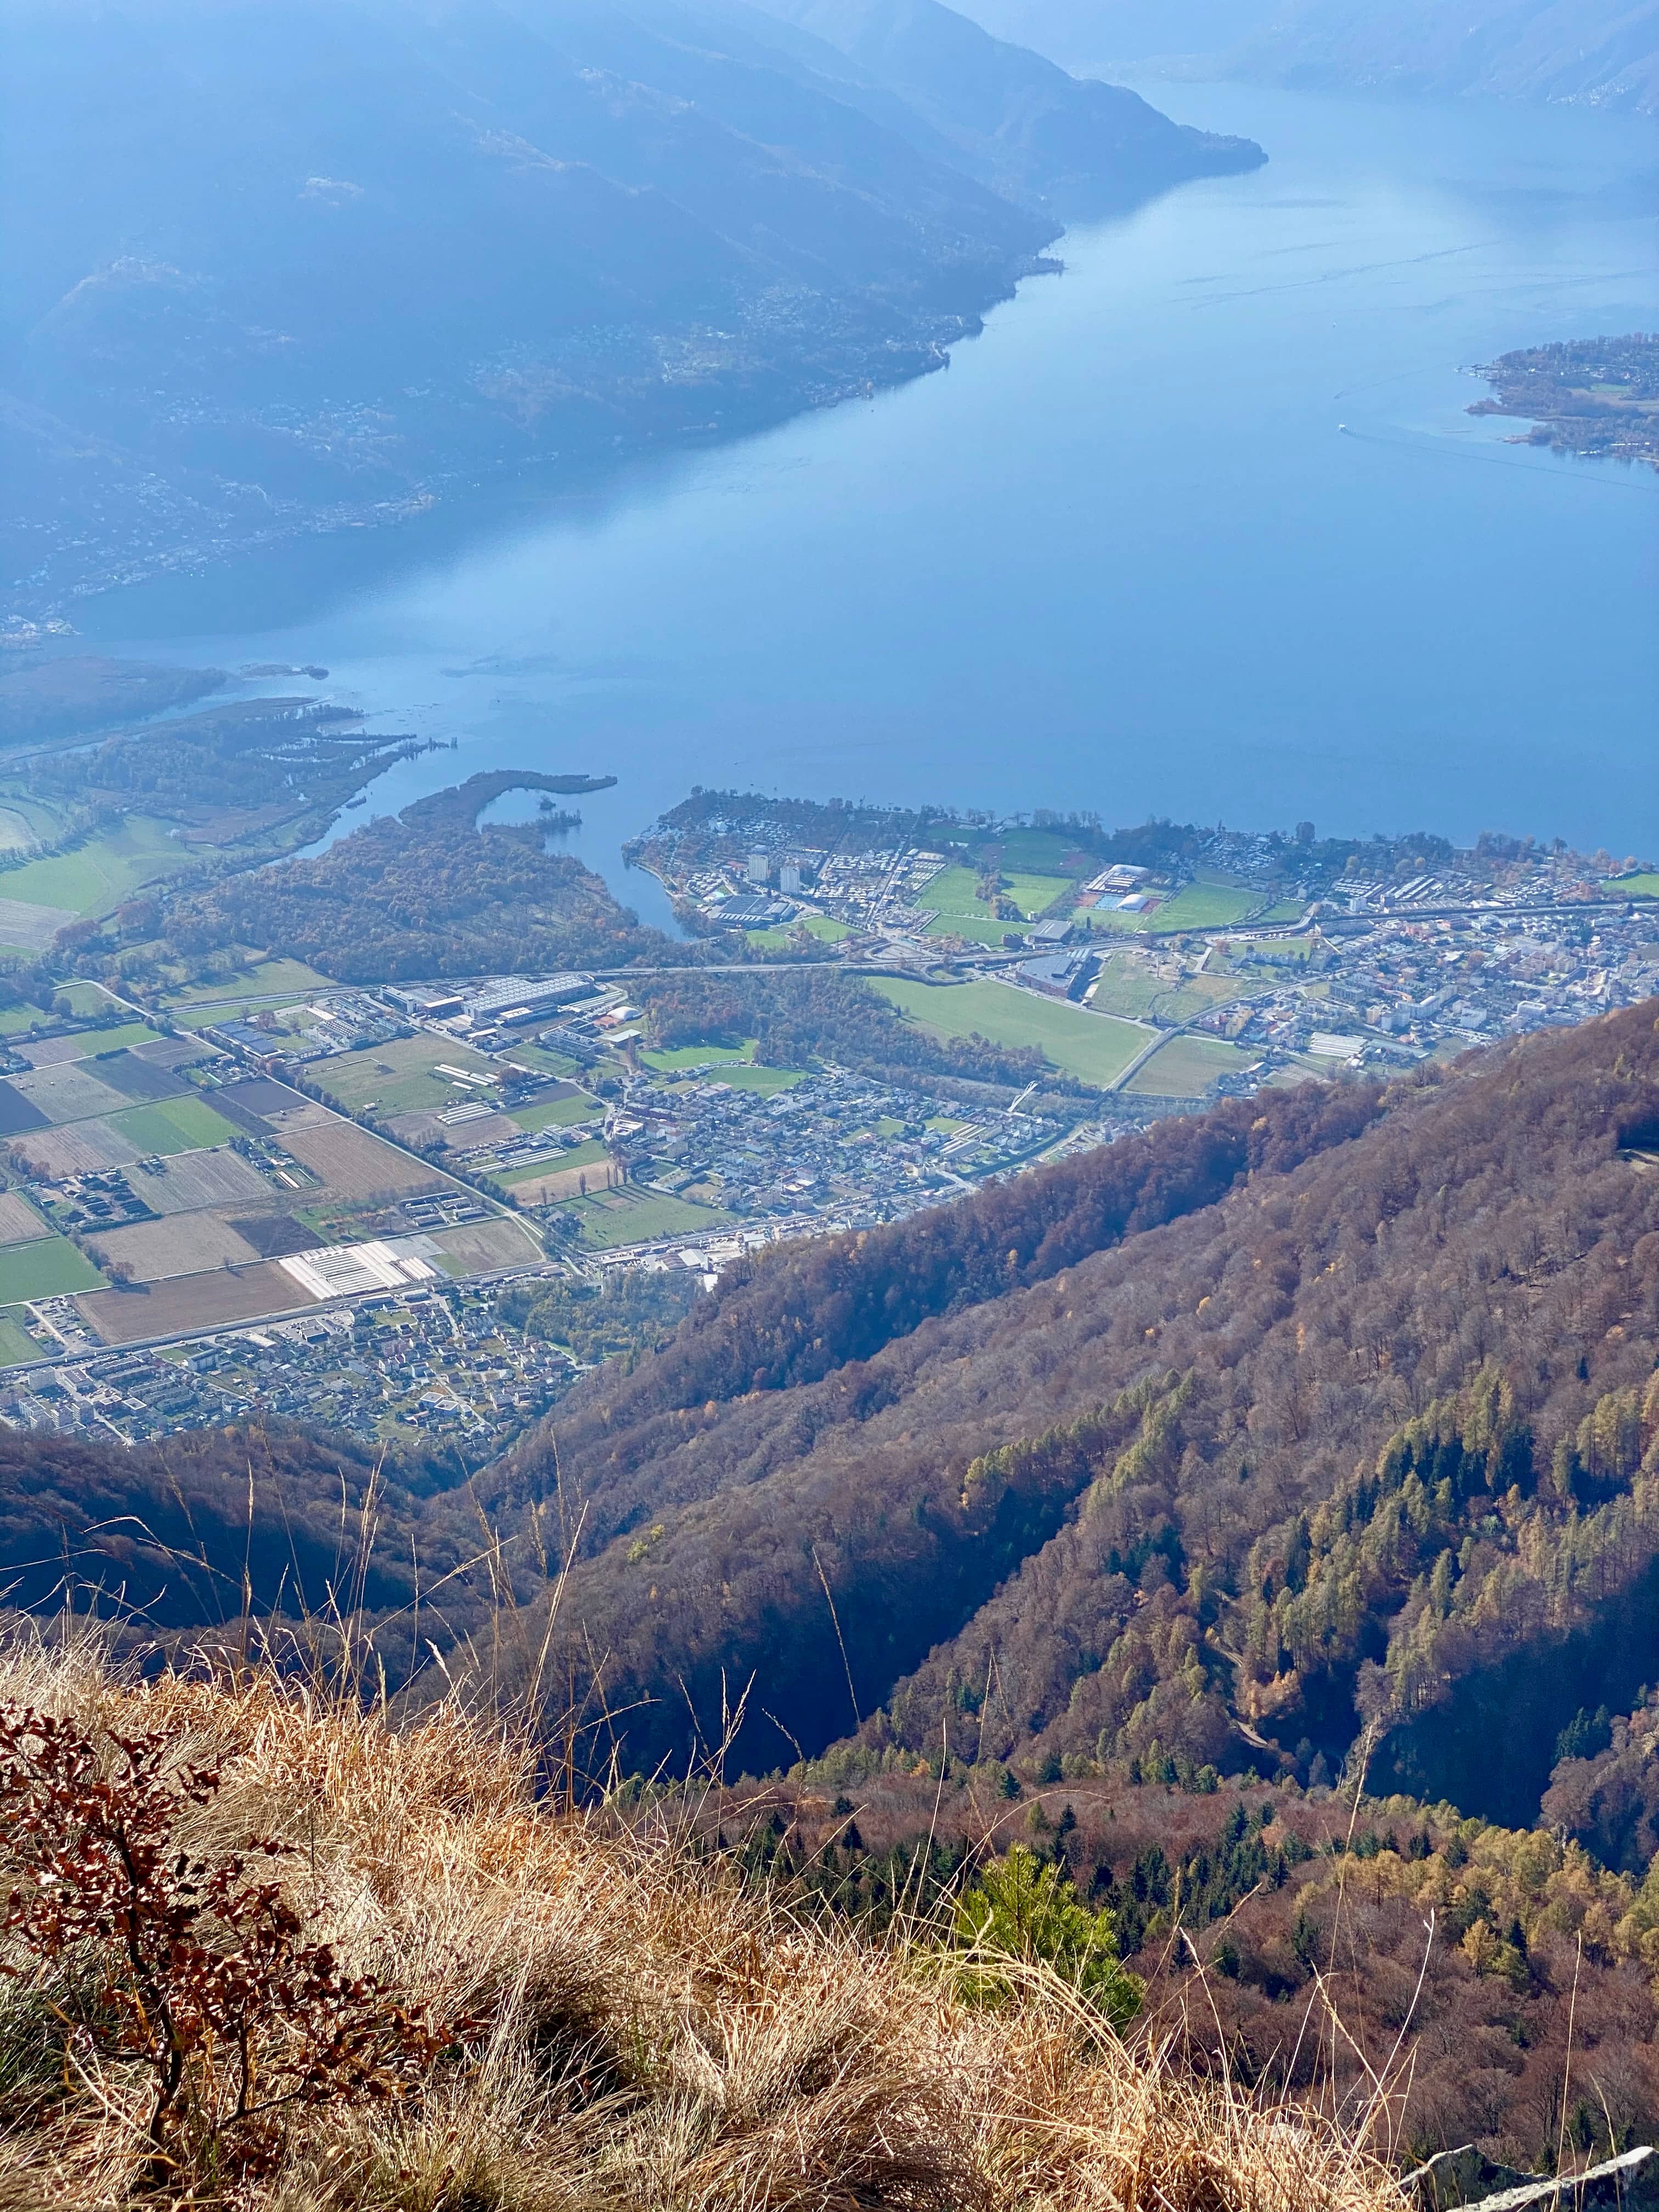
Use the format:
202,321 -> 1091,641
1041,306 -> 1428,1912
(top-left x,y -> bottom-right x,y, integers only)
484,1005 -> 1659,1810
4,1001 -> 1659,2172
722,1762 -> 1659,2174
637,965 -> 1059,1093
163,772 -> 682,981
34,695 -> 428,843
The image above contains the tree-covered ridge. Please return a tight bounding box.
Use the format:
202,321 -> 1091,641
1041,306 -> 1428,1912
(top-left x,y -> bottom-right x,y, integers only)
746,1757 -> 1659,2171
515,1003 -> 1659,1796
164,772 -> 676,980
496,1078 -> 1382,1558
1243,1368 -> 1659,1742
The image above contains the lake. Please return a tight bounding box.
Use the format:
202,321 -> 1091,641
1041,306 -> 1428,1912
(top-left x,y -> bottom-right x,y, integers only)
79,78 -> 1659,908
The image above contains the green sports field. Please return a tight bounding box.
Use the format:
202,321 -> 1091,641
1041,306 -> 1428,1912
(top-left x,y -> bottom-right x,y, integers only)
922,866 -> 1075,944
1091,884 -> 1261,935
694,1063 -> 803,1094
874,977 -> 1147,1088
643,1039 -> 757,1072
0,1236 -> 105,1302
562,1189 -> 733,1250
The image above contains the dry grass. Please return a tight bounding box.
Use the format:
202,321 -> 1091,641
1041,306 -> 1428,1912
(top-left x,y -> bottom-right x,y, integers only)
0,1630 -> 1409,2212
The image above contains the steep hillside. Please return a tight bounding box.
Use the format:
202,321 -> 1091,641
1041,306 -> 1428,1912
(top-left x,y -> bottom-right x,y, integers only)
740,0 -> 1265,207
730,1764 -> 1659,2173
510,1003 -> 1659,1800
0,0 -> 1259,612
961,0 -> 1659,115
0,1639 -> 1401,2212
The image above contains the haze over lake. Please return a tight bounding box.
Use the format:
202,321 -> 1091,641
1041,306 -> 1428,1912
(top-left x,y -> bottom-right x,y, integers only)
83,78 -> 1659,905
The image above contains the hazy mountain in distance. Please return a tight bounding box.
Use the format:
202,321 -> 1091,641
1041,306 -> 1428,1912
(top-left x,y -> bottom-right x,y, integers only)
733,0 -> 1265,208
956,0 -> 1659,114
0,0 -> 1260,616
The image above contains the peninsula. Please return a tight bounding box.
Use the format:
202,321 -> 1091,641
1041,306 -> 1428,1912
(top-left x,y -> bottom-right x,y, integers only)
1469,332 -> 1659,469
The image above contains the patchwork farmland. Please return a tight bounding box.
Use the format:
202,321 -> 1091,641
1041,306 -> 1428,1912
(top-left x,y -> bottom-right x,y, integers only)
0,1003 -> 543,1364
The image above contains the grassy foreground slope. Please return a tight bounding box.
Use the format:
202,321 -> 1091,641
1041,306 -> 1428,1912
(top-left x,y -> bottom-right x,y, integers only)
0,1635 -> 1397,2212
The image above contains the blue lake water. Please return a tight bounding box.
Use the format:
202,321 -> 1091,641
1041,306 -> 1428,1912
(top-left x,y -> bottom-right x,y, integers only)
80,79 -> 1659,906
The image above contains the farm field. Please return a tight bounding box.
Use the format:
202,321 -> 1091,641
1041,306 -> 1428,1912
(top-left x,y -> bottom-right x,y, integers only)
506,1161 -> 621,1206
1086,958 -> 1243,1026
10,1063 -> 133,1124
167,957 -> 333,1006
128,1148 -> 272,1215
507,1093 -> 600,1134
0,894 -> 78,955
18,1024 -> 160,1069
76,1261 -> 314,1346
108,1096 -> 241,1155
1128,1034 -> 1261,1097
279,1120 -> 447,1200
0,1191 -> 47,1245
0,818 -> 197,919
85,1213 -> 262,1282
873,977 -> 1147,1088
55,981 -> 125,1017
430,1218 -> 541,1274
0,1309 -> 41,1365
0,1234 -> 105,1302
981,828 -> 1090,874
499,1040 -> 585,1078
59,1022 -> 166,1060
313,1035 -> 500,1116
11,1122 -> 140,1177
501,1138 -> 611,1190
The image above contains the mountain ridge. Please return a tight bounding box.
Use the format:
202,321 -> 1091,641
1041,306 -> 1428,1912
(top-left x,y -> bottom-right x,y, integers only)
956,0 -> 1659,116
0,0 -> 1261,613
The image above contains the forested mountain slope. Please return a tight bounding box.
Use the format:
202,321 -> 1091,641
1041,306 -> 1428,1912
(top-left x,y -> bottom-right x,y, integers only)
737,0 -> 1264,207
517,1002 -> 1659,1805
962,0 -> 1659,115
4,1002 -> 1657,1856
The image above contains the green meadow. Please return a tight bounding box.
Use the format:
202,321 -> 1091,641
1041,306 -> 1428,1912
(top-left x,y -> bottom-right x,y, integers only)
874,977 -> 1146,1088
0,1237 -> 105,1302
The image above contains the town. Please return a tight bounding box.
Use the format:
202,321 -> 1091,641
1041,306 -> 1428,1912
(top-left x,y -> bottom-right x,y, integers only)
0,794 -> 1654,1454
